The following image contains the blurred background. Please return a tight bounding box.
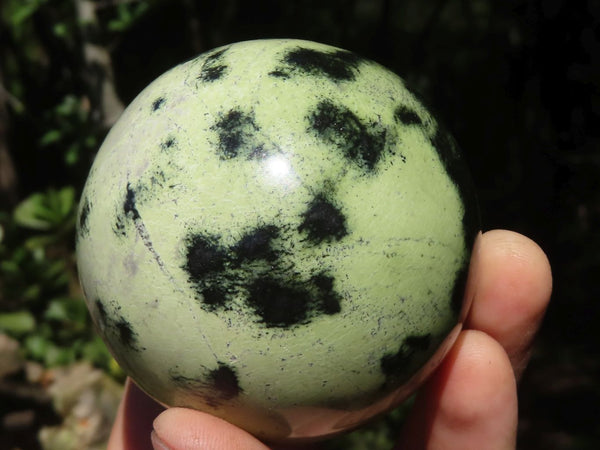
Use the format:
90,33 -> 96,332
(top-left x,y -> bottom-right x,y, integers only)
0,0 -> 598,449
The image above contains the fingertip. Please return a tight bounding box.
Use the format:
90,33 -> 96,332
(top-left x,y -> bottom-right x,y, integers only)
481,229 -> 552,304
467,229 -> 552,376
152,408 -> 270,450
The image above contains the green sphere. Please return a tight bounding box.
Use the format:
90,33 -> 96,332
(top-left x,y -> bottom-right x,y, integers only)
76,39 -> 479,442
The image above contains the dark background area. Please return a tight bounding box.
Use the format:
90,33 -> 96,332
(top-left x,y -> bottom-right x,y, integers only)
1,0 -> 599,448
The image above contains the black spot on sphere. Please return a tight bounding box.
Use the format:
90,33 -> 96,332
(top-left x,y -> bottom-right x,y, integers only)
95,299 -> 107,324
202,65 -> 227,81
212,109 -> 260,159
78,197 -> 91,237
160,136 -> 177,151
308,100 -> 387,171
198,48 -> 229,82
115,317 -> 138,349
429,126 -> 480,251
201,285 -> 229,311
185,234 -> 228,280
233,225 -> 279,262
246,271 -> 342,328
268,69 -> 289,78
298,195 -> 348,244
394,105 -> 423,126
113,183 -> 140,236
207,48 -> 228,63
207,363 -> 241,400
450,263 -> 469,316
405,334 -> 432,351
123,183 -> 141,221
380,333 -> 431,380
311,273 -> 342,315
113,216 -> 126,236
169,362 -> 241,408
272,47 -> 363,81
152,97 -> 166,111
247,278 -> 311,327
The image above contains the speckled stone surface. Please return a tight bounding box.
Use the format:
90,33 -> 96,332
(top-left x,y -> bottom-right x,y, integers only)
76,39 -> 479,442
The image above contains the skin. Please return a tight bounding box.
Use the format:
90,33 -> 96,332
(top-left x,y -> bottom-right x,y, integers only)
107,229 -> 552,450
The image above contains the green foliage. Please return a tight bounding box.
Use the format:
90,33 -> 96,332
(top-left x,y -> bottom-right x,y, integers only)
0,189 -> 118,375
0,310 -> 36,335
13,186 -> 75,232
38,95 -> 98,167
0,0 -> 150,393
2,0 -> 48,30
107,0 -> 151,32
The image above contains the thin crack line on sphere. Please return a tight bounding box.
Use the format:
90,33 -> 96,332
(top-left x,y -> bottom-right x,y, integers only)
387,236 -> 464,251
126,187 -> 219,363
197,326 -> 220,365
132,217 -> 184,290
125,183 -> 184,294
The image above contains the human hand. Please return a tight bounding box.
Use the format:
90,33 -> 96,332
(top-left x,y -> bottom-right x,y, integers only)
107,229 -> 552,450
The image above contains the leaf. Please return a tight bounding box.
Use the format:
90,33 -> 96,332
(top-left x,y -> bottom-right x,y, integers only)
52,22 -> 68,37
9,0 -> 46,26
13,192 -> 54,230
0,311 -> 36,336
57,186 -> 75,218
44,343 -> 76,367
44,297 -> 87,324
108,1 -> 150,32
43,299 -> 70,322
39,129 -> 63,146
24,234 -> 57,250
64,143 -> 79,166
1,259 -> 20,275
13,187 -> 76,230
82,336 -> 112,368
23,283 -> 41,301
24,334 -> 49,360
54,95 -> 79,117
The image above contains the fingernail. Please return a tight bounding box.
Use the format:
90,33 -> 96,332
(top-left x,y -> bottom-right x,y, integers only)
151,430 -> 172,450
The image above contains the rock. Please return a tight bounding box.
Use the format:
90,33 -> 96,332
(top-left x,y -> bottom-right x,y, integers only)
38,362 -> 123,450
0,333 -> 25,378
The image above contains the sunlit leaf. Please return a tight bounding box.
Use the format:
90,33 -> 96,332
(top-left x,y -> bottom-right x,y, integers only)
57,186 -> 75,218
8,0 -> 46,26
39,129 -> 62,146
44,343 -> 76,366
24,234 -> 57,250
24,334 -> 48,360
65,144 -> 79,166
13,192 -> 54,230
23,283 -> 41,300
52,22 -> 68,37
13,187 -> 76,231
0,311 -> 36,336
54,94 -> 79,116
82,336 -> 113,368
44,297 -> 87,324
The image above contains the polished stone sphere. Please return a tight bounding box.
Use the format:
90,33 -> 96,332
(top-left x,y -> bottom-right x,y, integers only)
76,39 -> 479,442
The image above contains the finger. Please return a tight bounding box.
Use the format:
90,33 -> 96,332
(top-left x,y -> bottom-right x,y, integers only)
397,330 -> 518,450
108,379 -> 166,450
465,230 -> 552,378
152,408 -> 271,450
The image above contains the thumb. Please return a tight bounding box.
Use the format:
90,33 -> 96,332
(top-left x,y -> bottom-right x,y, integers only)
152,408 -> 270,450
